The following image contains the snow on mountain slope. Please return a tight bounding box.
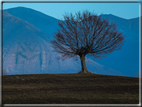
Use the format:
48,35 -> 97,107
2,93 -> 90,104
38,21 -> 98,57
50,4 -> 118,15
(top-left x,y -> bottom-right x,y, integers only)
3,11 -> 123,76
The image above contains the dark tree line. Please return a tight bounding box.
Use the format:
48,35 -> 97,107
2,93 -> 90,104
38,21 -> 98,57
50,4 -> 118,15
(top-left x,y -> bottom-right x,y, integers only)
51,11 -> 125,73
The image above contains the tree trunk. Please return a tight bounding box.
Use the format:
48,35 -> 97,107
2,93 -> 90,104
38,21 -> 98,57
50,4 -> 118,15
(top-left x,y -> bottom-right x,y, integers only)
80,54 -> 89,73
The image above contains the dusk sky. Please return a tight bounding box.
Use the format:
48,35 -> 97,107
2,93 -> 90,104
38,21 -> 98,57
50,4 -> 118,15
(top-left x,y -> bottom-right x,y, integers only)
3,2 -> 140,20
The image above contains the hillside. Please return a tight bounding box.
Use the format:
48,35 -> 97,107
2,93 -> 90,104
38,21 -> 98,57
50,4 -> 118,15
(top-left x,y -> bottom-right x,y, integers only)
4,6 -> 59,39
3,7 -> 139,77
2,74 -> 139,104
3,10 -> 123,76
93,14 -> 139,77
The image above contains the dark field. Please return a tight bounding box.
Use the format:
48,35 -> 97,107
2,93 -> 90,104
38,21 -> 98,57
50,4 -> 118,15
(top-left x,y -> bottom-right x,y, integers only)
2,73 -> 139,104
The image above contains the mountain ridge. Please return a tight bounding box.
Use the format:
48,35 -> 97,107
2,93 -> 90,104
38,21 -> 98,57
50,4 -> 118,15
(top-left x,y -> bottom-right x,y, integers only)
3,7 -> 139,77
3,10 -> 123,76
4,7 -> 140,20
4,6 -> 139,40
4,6 -> 59,21
4,6 -> 59,39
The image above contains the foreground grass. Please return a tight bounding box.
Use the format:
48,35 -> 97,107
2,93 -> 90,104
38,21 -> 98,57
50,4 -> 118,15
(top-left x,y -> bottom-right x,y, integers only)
2,73 -> 139,104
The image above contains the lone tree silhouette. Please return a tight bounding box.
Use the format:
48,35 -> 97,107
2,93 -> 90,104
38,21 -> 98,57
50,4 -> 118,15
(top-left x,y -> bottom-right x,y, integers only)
51,11 -> 125,73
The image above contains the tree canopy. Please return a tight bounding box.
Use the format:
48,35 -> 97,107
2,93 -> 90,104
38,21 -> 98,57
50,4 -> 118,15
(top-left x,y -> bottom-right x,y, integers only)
51,11 -> 125,73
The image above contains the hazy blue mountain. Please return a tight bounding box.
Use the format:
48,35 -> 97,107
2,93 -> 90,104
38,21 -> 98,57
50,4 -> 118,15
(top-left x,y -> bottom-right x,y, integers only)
3,7 -> 139,77
5,7 -> 59,39
3,11 -> 123,76
95,14 -> 139,77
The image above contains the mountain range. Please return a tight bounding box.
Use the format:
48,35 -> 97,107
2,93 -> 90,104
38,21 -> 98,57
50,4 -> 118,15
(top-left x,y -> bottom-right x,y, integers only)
2,7 -> 139,77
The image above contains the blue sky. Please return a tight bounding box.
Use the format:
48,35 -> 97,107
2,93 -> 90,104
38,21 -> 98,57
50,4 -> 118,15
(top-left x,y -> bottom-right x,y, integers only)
3,2 -> 140,20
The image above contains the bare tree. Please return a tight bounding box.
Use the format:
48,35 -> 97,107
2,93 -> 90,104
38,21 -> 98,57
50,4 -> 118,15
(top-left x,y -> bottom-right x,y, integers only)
51,11 -> 125,73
